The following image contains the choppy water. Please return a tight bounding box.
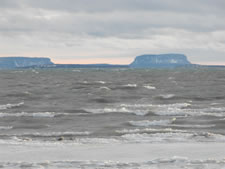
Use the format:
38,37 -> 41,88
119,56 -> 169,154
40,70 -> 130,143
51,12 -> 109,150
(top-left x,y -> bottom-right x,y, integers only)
1,68 -> 225,168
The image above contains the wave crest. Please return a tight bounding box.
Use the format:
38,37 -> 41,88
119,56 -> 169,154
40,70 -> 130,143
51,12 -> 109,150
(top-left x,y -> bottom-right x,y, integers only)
0,102 -> 24,110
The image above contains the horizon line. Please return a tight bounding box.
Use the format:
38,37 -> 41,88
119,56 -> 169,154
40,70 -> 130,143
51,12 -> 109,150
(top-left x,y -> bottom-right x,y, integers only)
1,56 -> 225,66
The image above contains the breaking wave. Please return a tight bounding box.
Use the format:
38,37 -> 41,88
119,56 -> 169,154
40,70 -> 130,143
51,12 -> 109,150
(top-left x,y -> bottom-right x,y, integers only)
0,112 -> 70,118
95,81 -> 106,84
121,132 -> 225,143
157,94 -> 176,99
143,85 -> 156,90
1,131 -> 91,137
116,128 -> 186,134
84,107 -> 149,116
0,126 -> 13,130
83,103 -> 225,117
1,131 -> 225,146
123,84 -> 137,87
129,118 -> 176,127
1,158 -> 225,169
0,102 -> 24,110
99,86 -> 111,90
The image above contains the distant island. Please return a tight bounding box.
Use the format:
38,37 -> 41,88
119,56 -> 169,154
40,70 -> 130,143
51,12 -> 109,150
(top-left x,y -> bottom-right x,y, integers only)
0,54 -> 223,69
130,54 -> 191,68
0,57 -> 53,69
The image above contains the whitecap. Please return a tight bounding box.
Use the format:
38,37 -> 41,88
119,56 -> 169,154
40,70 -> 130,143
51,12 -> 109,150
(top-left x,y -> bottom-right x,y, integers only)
210,103 -> 220,105
0,136 -> 120,146
121,102 -> 221,117
31,69 -> 39,74
84,107 -> 129,114
0,112 -> 69,118
99,86 -> 111,91
82,81 -> 88,84
116,128 -> 186,134
0,102 -> 24,110
129,118 -> 176,127
85,103 -> 225,117
1,158 -> 225,169
12,70 -> 24,73
0,126 -> 13,130
121,132 -> 225,143
168,77 -> 175,80
84,107 -> 149,116
158,94 -> 175,99
153,104 -> 225,117
120,103 -> 191,116
95,81 -> 106,84
1,131 -> 225,145
143,85 -> 156,90
75,137 -> 120,144
123,84 -> 137,87
171,124 -> 215,128
34,131 -> 91,137
72,69 -> 81,72
120,103 -> 154,108
2,131 -> 91,137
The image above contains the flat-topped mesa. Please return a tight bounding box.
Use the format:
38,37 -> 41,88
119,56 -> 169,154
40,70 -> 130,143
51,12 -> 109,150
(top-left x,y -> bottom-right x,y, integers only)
130,54 -> 191,68
0,57 -> 54,69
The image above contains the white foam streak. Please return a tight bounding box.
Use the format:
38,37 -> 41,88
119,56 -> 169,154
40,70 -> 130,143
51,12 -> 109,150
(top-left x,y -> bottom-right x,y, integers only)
159,94 -> 175,99
154,105 -> 225,117
116,128 -> 186,134
95,81 -> 106,84
129,118 -> 176,127
5,131 -> 91,137
0,112 -> 69,118
123,84 -> 137,87
122,132 -> 225,143
72,69 -> 81,72
143,85 -> 156,90
99,86 -> 111,90
171,124 -> 216,128
1,158 -> 225,169
85,102 -> 225,117
1,131 -> 225,145
85,107 -> 149,116
0,102 -> 24,110
0,126 -> 13,130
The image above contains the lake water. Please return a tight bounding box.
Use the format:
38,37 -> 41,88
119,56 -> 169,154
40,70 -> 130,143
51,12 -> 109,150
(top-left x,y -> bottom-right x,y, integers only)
0,68 -> 225,168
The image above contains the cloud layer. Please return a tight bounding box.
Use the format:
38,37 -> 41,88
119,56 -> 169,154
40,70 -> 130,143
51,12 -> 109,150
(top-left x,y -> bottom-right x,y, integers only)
0,0 -> 225,64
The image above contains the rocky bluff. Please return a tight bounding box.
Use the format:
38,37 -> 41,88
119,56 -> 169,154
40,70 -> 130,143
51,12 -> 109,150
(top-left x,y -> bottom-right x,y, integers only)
0,57 -> 53,69
130,54 -> 191,68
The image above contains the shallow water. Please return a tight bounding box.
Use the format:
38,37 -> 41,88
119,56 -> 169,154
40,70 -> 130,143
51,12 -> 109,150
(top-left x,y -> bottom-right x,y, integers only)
1,68 -> 225,168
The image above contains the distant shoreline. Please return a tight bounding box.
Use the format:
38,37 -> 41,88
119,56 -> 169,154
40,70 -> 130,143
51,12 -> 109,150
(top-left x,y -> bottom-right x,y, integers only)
0,54 -> 225,69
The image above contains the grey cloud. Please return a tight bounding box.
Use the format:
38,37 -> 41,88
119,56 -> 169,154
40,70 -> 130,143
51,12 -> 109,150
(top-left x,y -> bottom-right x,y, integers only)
0,0 -> 225,64
0,0 -> 225,37
20,0 -> 225,15
0,0 -> 21,8
1,9 -> 225,37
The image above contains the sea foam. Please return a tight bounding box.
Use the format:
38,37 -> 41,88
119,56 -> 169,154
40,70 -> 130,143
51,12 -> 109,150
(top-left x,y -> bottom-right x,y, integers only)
129,118 -> 176,127
0,126 -> 13,130
84,107 -> 149,116
0,112 -> 69,118
0,102 -> 24,110
143,85 -> 156,90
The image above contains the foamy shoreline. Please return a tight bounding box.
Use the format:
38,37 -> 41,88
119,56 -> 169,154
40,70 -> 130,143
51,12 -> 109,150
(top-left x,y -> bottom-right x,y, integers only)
1,143 -> 225,163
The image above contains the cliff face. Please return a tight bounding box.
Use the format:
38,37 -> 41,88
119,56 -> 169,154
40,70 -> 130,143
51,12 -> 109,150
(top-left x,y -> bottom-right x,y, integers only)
0,57 -> 54,69
130,54 -> 191,68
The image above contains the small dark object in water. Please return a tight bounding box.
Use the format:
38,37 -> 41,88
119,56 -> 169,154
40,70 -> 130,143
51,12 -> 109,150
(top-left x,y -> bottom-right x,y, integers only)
57,136 -> 64,141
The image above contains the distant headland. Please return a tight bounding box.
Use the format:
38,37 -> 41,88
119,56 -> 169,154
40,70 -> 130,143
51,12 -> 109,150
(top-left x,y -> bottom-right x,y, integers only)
0,54 -> 223,69
0,57 -> 53,69
130,54 -> 191,68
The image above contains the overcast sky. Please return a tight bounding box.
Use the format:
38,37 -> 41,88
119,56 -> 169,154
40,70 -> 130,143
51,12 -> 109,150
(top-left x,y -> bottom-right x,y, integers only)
0,0 -> 225,64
